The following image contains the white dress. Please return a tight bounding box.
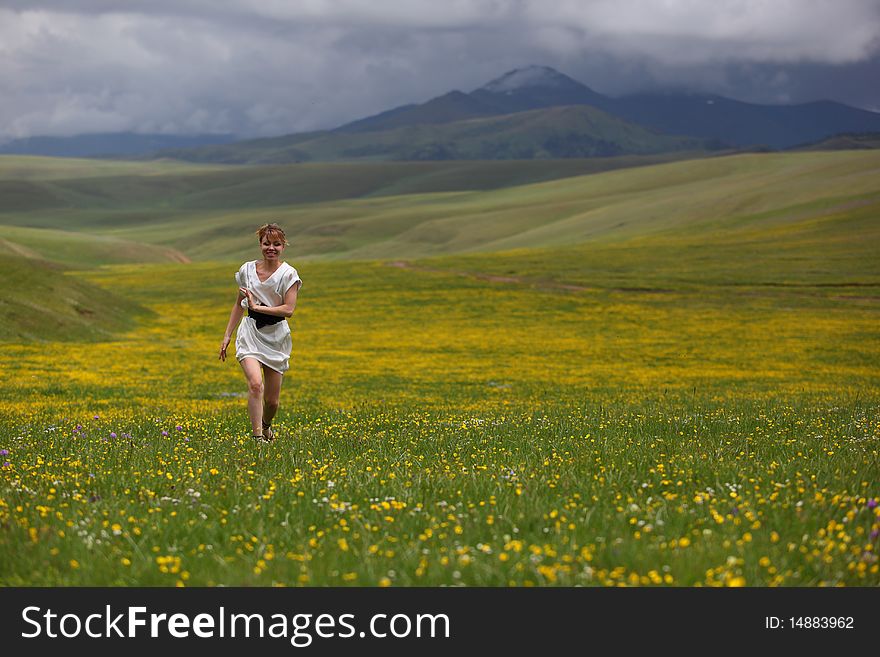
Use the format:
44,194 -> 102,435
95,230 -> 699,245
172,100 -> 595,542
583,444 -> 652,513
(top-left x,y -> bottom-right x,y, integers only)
234,260 -> 302,373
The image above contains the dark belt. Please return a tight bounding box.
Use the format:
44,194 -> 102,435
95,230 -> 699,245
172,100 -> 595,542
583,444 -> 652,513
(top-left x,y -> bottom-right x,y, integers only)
248,307 -> 284,329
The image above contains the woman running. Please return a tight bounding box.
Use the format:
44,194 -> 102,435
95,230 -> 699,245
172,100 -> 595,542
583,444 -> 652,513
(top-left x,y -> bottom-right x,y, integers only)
219,223 -> 302,441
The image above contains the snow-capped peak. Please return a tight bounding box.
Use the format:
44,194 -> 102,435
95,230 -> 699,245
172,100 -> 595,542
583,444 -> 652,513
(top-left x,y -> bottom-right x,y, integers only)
481,66 -> 579,93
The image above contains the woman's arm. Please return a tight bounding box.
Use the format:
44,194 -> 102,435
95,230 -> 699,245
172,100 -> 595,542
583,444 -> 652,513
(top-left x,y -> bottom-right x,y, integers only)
240,284 -> 299,319
219,290 -> 246,361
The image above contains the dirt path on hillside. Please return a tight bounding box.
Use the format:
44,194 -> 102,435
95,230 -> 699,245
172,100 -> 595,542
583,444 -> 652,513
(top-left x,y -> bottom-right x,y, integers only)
0,238 -> 42,259
164,248 -> 191,264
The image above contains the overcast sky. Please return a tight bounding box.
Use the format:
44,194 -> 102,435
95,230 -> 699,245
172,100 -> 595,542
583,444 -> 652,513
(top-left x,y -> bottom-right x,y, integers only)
2,0 -> 879,140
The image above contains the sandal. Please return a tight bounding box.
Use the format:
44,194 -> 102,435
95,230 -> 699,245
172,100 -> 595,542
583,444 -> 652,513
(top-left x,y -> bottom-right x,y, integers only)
261,422 -> 275,442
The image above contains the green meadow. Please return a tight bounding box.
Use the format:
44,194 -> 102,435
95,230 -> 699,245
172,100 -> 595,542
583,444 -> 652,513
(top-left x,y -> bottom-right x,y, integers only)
0,150 -> 878,586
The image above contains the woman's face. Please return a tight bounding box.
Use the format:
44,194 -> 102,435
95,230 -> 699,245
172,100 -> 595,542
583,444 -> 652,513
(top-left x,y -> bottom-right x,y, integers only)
260,234 -> 285,261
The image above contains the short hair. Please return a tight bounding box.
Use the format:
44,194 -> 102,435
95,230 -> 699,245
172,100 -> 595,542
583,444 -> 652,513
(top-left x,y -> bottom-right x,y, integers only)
256,223 -> 289,246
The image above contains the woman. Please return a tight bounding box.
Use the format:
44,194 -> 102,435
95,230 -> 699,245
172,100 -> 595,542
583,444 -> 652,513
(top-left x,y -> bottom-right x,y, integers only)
219,223 -> 302,441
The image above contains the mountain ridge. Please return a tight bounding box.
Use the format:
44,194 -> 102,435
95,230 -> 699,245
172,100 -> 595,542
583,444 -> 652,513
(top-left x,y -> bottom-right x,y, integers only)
7,66 -> 880,161
333,65 -> 880,150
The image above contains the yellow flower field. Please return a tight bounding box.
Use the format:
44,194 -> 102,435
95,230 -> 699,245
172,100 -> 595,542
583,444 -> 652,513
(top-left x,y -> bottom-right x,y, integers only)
1,255 -> 878,586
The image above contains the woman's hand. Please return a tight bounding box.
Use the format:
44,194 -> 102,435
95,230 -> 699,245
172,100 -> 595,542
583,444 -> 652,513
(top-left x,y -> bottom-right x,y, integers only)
219,335 -> 231,362
240,287 -> 257,309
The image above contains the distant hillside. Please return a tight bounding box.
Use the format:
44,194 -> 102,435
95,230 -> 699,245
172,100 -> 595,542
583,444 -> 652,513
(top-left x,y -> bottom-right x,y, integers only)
0,154 -> 695,214
155,105 -> 715,164
790,131 -> 880,151
0,154 -> 709,250
605,94 -> 880,150
3,150 -> 878,265
0,132 -> 236,158
0,253 -> 150,341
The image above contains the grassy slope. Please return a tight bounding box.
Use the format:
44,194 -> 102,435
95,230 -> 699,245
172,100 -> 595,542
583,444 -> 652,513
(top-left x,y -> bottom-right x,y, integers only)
0,153 -> 699,216
0,225 -> 189,267
0,150 -> 877,267
0,253 -> 151,341
147,150 -> 880,262
0,152 -> 710,264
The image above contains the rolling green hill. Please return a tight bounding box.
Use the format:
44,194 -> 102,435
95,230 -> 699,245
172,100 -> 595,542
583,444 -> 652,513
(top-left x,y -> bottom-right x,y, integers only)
153,106 -> 714,164
0,153 -> 695,219
0,225 -> 189,267
0,150 -> 877,265
0,253 -> 150,341
120,150 -> 880,262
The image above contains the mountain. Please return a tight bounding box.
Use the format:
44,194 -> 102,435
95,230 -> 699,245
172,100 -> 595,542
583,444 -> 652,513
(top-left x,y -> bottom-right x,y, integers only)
338,91 -> 500,133
20,66 -> 879,163
337,65 -> 609,133
0,132 -> 236,158
153,105 -> 716,164
334,65 -> 880,150
606,93 -> 880,150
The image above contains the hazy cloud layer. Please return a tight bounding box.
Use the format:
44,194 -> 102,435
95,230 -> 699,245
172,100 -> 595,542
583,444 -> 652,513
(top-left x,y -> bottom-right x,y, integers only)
2,0 -> 879,139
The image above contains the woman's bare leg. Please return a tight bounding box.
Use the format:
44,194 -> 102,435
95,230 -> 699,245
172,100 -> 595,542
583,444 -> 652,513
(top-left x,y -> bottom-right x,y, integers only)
262,365 -> 283,428
240,358 -> 264,436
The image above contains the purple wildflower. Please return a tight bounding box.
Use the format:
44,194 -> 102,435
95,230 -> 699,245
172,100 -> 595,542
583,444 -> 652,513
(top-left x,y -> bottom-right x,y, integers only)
109,432 -> 117,439
868,499 -> 878,510
2,462 -> 10,468
871,530 -> 879,541
76,425 -> 82,431
93,415 -> 99,420
161,430 -> 169,437
0,449 -> 8,456
175,425 -> 183,431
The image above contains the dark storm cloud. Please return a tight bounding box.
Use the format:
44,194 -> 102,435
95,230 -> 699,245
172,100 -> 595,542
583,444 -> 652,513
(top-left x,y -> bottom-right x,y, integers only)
1,0 -> 878,140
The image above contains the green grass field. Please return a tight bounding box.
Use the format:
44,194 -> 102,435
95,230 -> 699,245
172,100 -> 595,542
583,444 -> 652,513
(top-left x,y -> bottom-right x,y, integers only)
0,150 -> 878,586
